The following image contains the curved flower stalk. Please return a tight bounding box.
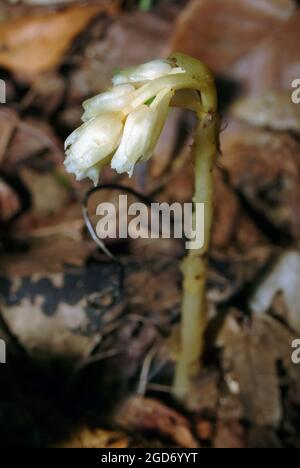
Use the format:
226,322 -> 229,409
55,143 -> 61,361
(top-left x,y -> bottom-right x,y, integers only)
64,53 -> 219,400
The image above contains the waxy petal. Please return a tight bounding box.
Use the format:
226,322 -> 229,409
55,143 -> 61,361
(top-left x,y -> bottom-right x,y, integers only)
111,88 -> 174,176
82,84 -> 135,121
64,113 -> 123,184
112,60 -> 173,85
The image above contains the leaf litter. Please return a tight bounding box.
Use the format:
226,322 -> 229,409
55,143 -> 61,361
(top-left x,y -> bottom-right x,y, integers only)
0,0 -> 300,449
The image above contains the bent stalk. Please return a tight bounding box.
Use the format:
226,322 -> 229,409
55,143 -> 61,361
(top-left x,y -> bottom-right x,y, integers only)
168,54 -> 218,400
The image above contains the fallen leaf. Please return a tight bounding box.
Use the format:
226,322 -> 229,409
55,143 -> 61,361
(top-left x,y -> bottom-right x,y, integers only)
214,420 -> 245,449
60,427 -> 130,449
0,237 -> 94,276
23,73 -> 66,116
20,167 -> 70,219
170,0 -> 295,77
0,177 -> 20,222
231,92 -> 300,133
0,108 -> 17,165
221,122 -> 300,239
115,396 -> 198,448
2,116 -> 63,172
213,168 -> 266,252
246,426 -> 283,448
234,11 -> 300,93
0,262 -> 122,359
0,2 -> 119,76
1,294 -> 90,360
195,419 -> 214,442
250,250 -> 300,334
185,370 -> 220,413
125,260 -> 181,321
217,312 -> 300,426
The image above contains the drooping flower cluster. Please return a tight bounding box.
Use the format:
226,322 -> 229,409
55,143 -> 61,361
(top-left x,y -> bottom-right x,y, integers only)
64,60 -> 185,185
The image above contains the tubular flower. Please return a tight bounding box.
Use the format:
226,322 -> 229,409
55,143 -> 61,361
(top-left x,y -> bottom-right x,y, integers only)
64,59 -> 185,184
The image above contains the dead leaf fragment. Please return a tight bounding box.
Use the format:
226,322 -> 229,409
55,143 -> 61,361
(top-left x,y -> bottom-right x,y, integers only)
217,313 -> 298,426
1,295 -> 90,360
221,122 -> 300,239
250,250 -> 300,334
0,3 -> 119,75
59,427 -> 130,449
20,167 -> 70,219
214,420 -> 245,449
0,109 -> 17,165
115,396 -> 198,448
231,92 -> 300,133
0,237 -> 94,276
0,113 -> 63,173
234,11 -> 300,92
0,177 -> 20,222
170,0 -> 295,77
0,262 -> 123,360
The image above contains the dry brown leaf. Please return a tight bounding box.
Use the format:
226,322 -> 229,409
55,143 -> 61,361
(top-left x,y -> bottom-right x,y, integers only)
213,168 -> 266,252
1,287 -> 91,360
221,121 -> 300,239
195,419 -> 214,441
0,109 -> 17,165
0,2 -> 119,76
234,11 -> 300,92
2,116 -> 62,171
125,261 -> 181,319
20,167 -> 70,219
170,0 -> 295,78
231,92 -> 300,133
115,396 -> 198,448
23,73 -> 66,116
0,177 -> 20,222
59,427 -> 130,449
0,237 -> 95,276
250,250 -> 300,334
214,420 -> 245,449
0,261 -> 123,360
185,371 -> 220,413
246,426 -> 283,448
217,312 -> 300,426
218,314 -> 282,426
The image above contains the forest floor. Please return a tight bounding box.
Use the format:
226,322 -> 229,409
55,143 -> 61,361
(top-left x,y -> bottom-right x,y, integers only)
0,0 -> 300,448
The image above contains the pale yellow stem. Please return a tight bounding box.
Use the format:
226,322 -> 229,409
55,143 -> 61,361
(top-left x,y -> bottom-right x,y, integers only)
173,115 -> 219,400
165,53 -> 218,400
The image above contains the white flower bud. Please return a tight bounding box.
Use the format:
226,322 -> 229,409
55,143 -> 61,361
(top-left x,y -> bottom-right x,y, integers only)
112,60 -> 173,85
64,113 -> 123,185
82,84 -> 135,122
111,87 -> 174,176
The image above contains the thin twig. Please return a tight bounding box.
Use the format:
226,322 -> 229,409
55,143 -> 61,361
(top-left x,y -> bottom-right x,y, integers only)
146,383 -> 172,393
137,341 -> 161,395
